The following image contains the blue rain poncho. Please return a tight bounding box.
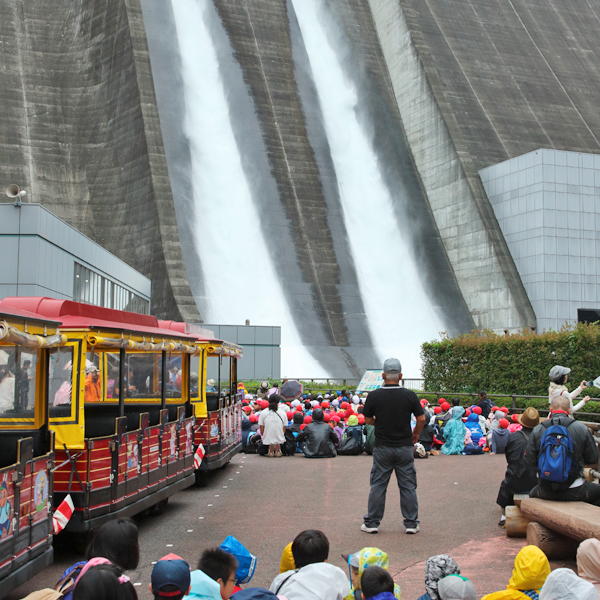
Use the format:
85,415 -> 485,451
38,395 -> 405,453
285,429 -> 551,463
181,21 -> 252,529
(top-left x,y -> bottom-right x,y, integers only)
441,407 -> 466,455
465,412 -> 483,444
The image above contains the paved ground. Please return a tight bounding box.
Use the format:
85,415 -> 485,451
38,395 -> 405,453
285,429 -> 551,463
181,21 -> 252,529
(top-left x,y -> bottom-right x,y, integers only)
8,451 -> 576,599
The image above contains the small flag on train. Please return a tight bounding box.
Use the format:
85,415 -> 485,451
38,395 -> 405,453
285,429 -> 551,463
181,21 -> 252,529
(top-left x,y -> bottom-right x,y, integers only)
194,444 -> 205,470
53,494 -> 74,534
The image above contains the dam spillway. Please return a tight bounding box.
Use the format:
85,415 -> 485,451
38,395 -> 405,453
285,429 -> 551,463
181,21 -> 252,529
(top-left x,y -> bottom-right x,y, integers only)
141,0 -> 473,376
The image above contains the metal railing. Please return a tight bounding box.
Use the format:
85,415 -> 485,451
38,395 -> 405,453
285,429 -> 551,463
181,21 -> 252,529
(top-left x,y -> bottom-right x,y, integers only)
417,390 -> 600,421
274,378 -> 424,391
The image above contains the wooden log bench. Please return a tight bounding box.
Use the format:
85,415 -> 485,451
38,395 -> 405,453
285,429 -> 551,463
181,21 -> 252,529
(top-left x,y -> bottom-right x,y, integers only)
505,494 -> 530,538
520,498 -> 600,559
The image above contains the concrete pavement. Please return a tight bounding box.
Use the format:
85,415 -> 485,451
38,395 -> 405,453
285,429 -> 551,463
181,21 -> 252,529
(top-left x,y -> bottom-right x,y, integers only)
9,451 -> 576,599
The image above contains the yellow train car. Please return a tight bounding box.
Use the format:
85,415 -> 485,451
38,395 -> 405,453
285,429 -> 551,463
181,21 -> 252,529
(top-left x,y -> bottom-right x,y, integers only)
158,321 -> 243,486
0,298 -> 199,533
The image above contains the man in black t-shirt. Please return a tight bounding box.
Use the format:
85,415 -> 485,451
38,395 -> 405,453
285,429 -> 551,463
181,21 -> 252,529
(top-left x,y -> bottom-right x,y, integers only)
361,358 -> 425,535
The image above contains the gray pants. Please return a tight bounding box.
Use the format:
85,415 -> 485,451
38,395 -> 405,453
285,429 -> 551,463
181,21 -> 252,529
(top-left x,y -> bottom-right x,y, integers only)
364,446 -> 419,529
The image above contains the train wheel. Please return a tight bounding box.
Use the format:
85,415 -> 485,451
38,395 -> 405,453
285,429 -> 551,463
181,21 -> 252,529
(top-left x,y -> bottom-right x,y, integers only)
150,498 -> 169,516
195,470 -> 210,487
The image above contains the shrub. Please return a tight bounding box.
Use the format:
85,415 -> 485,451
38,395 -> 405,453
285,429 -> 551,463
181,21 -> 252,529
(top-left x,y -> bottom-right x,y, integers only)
421,323 -> 600,397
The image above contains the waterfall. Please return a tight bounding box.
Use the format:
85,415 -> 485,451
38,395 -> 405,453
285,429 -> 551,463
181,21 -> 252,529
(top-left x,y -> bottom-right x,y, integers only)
170,0 -> 324,377
290,0 -> 444,375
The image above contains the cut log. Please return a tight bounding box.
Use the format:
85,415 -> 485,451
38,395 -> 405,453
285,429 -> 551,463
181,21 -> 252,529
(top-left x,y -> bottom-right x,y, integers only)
520,498 -> 600,542
505,505 -> 529,538
513,494 -> 529,508
526,522 -> 580,559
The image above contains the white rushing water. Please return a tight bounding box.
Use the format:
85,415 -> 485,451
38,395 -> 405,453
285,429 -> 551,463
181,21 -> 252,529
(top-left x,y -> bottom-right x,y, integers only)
291,0 -> 444,375
171,0 -> 325,376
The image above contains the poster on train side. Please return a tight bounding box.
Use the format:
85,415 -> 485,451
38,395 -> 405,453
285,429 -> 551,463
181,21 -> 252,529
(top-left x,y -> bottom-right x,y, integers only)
356,370 -> 384,392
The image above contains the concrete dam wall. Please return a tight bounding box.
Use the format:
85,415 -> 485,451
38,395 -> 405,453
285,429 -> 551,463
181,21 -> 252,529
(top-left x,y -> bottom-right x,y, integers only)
5,0 -> 595,375
0,0 -> 199,322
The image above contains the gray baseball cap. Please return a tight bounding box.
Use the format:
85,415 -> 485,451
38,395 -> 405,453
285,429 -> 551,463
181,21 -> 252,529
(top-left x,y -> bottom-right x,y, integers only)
383,358 -> 401,374
438,575 -> 476,600
549,365 -> 571,380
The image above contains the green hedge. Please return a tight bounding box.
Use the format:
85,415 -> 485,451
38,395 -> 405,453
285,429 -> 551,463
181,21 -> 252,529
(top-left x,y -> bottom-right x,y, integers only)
421,323 -> 600,397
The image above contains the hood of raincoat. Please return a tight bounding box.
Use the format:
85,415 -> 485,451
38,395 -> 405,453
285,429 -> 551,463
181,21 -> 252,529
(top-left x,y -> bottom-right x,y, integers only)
539,568 -> 598,600
466,413 -> 479,423
451,407 -> 465,420
494,410 -> 504,420
508,546 -> 550,592
578,538 -> 600,593
348,415 -> 359,426
344,548 -> 401,600
425,555 -> 461,600
185,569 -> 221,600
271,563 -> 349,600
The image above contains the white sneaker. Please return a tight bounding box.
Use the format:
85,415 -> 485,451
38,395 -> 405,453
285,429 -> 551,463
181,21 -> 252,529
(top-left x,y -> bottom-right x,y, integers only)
361,523 -> 378,534
405,525 -> 420,534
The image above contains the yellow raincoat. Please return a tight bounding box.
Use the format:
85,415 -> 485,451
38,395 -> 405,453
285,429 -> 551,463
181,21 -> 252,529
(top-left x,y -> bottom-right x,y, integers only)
279,542 -> 295,573
481,545 -> 550,600
344,547 -> 400,600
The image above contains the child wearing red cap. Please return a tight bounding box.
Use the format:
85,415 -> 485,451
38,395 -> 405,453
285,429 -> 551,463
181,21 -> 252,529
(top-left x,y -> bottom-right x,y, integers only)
490,418 -> 510,454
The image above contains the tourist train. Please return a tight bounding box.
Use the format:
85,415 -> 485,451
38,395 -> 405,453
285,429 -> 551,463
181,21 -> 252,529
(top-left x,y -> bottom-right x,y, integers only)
0,297 -> 243,597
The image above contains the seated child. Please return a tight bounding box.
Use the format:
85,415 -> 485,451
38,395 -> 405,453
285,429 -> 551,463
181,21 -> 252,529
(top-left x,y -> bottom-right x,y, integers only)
481,545 -> 550,600
490,418 -> 510,454
270,530 -> 348,600
151,554 -> 192,600
344,548 -> 400,600
360,566 -> 395,600
417,555 -> 461,600
441,407 -> 466,455
185,548 -> 238,600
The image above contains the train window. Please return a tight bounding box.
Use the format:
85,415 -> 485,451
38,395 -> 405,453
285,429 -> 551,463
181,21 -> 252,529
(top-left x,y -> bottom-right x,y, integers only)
84,351 -> 102,402
221,356 -> 231,397
0,345 -> 37,420
49,347 -> 75,418
190,355 -> 201,399
107,352 -> 162,398
161,353 -> 182,399
206,355 -> 219,393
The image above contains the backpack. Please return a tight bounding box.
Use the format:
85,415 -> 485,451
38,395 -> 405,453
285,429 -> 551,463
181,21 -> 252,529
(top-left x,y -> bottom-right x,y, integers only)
538,418 -> 578,487
282,429 -> 297,456
345,426 -> 364,447
338,436 -> 362,455
463,443 -> 483,455
245,433 -> 261,454
55,561 -> 87,600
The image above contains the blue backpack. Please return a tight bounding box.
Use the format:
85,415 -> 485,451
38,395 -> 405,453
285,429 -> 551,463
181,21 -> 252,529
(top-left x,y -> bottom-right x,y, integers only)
538,418 -> 577,486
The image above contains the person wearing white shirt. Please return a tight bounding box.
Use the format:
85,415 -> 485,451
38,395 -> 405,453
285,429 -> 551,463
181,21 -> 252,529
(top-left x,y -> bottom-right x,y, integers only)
258,394 -> 288,457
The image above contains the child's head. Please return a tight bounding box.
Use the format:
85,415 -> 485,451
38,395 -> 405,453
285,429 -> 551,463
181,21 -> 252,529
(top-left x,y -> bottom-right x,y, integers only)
198,548 -> 238,600
73,563 -> 138,600
150,554 -> 191,600
361,566 -> 394,600
291,530 -> 329,569
346,553 -> 361,590
86,517 -> 140,571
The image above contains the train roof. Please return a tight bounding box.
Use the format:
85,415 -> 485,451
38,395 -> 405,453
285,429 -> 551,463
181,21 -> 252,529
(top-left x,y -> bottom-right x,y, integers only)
158,320 -> 219,342
0,297 -> 198,341
0,305 -> 62,328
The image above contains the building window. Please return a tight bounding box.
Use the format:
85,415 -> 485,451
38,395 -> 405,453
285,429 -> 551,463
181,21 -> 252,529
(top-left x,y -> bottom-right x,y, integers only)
73,263 -> 149,314
577,309 -> 600,324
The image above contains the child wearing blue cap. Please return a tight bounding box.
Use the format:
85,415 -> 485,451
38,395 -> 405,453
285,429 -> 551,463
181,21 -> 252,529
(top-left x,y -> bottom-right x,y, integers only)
150,554 -> 192,600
